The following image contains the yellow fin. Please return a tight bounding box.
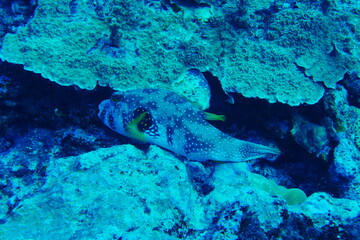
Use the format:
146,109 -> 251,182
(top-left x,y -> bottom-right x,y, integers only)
203,112 -> 226,121
126,112 -> 147,142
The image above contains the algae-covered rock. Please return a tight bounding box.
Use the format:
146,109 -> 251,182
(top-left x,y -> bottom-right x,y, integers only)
0,145 -> 203,239
294,192 -> 360,229
323,86 -> 360,200
171,69 -> 211,110
0,144 -> 359,239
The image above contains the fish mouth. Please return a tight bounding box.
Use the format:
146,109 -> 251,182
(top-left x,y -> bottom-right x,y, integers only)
98,100 -> 110,120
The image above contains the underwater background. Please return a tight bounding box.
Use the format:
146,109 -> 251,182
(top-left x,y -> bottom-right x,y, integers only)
0,0 -> 360,239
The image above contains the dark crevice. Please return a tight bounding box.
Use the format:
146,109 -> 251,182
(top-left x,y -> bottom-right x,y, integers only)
340,72 -> 360,108
202,71 -> 339,197
0,0 -> 37,37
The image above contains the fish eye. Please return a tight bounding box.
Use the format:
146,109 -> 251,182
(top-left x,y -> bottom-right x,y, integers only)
111,93 -> 124,103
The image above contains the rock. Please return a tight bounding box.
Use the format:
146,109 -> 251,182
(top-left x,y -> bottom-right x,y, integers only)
0,145 -> 359,239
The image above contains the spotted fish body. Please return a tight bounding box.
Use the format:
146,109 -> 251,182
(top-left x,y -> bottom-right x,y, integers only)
98,89 -> 280,162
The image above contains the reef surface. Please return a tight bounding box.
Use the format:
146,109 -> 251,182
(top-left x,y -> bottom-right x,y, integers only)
0,0 -> 360,239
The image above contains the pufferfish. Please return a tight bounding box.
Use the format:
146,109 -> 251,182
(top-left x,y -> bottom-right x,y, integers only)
98,89 -> 280,162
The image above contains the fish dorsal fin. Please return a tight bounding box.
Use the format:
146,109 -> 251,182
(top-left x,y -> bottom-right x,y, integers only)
126,108 -> 152,142
203,112 -> 226,121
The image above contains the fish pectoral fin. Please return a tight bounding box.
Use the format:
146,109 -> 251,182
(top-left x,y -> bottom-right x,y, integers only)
126,112 -> 148,142
203,112 -> 226,121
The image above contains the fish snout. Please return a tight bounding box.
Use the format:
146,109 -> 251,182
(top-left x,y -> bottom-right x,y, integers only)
98,100 -> 111,122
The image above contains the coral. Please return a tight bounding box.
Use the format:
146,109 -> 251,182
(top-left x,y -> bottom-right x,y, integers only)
0,1 -> 109,90
217,38 -> 325,105
292,0 -> 360,88
1,0 -> 358,106
0,0 -> 359,235
296,45 -> 360,89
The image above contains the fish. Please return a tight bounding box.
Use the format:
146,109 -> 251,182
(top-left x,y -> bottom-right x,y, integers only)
98,89 -> 281,162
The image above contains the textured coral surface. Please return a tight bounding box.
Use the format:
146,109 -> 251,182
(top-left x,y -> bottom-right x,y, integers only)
1,0 -> 358,105
1,0 -> 360,239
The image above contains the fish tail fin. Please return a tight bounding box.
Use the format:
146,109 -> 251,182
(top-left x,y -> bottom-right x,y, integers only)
241,141 -> 281,162
211,139 -> 281,162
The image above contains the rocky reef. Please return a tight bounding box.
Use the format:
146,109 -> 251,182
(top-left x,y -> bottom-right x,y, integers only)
1,0 -> 358,106
0,0 -> 360,239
